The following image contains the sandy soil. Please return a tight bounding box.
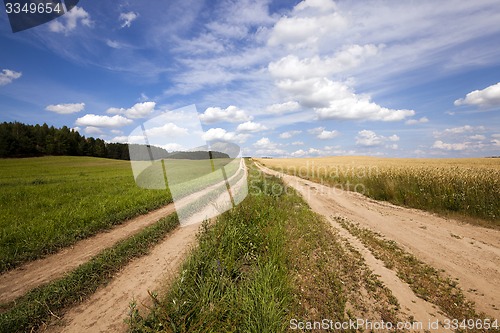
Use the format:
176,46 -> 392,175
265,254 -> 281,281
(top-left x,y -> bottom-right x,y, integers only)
0,204 -> 175,304
41,223 -> 199,333
257,163 -> 500,320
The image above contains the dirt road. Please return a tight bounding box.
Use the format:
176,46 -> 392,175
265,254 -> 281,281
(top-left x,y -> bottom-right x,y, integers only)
256,163 -> 500,320
0,203 -> 176,304
42,223 -> 199,333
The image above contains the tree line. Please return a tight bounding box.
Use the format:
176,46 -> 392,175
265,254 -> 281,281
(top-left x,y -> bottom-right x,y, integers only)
0,122 -> 229,160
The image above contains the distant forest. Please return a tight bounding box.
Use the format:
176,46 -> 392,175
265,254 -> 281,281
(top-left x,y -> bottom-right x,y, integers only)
0,122 -> 228,160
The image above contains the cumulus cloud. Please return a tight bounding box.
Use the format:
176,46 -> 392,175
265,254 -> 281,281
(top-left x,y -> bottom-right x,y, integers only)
278,77 -> 414,121
454,82 -> 500,107
119,11 -> 139,28
199,105 -> 252,123
356,130 -> 399,147
45,102 -> 85,114
0,69 -> 22,86
269,44 -> 380,79
279,130 -> 302,139
268,0 -> 347,49
405,117 -> 429,125
266,101 -> 300,114
432,140 -> 468,151
48,6 -> 92,34
308,127 -> 339,140
202,128 -> 249,143
107,102 -> 156,119
236,121 -> 267,133
84,126 -> 104,135
75,114 -> 132,128
143,123 -> 189,138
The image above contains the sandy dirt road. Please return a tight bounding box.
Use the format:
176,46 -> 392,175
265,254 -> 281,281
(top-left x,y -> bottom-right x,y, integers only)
257,162 -> 500,320
0,203 -> 176,304
41,223 -> 199,333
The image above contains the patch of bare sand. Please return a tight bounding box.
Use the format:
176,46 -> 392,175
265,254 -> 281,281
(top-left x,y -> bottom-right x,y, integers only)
41,223 -> 199,333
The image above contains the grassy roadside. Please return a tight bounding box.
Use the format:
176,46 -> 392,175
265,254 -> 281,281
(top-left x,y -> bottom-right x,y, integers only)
336,217 -> 499,333
129,160 -> 404,332
0,213 -> 179,333
0,156 -> 172,272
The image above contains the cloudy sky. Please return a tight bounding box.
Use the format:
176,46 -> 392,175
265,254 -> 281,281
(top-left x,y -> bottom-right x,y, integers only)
1,0 -> 499,157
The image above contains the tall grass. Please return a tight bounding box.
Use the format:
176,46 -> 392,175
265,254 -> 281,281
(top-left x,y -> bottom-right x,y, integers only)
0,156 -> 172,272
257,157 -> 500,226
129,161 -> 292,332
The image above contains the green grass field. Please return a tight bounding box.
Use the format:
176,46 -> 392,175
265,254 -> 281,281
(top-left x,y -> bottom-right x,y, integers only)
0,156 -> 172,272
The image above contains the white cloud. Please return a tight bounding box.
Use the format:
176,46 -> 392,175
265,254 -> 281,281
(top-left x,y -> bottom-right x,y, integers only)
492,139 -> 500,147
432,140 -> 468,151
254,137 -> 281,150
0,69 -> 22,86
308,126 -> 339,139
269,44 -> 380,79
492,134 -> 500,139
160,143 -> 186,152
144,123 -> 189,138
236,121 -> 267,133
75,114 -> 132,128
454,82 -> 500,107
202,128 -> 249,143
469,134 -> 486,140
279,130 -> 302,139
84,126 -> 104,135
278,77 -> 414,121
48,6 -> 92,34
356,130 -> 399,147
291,147 -> 324,157
107,102 -> 156,119
291,141 -> 304,146
266,101 -> 300,114
111,136 -> 128,143
405,117 -> 429,125
317,129 -> 339,140
199,105 -> 252,123
434,125 -> 485,137
268,0 -> 347,49
45,103 -> 85,114
120,11 -> 139,28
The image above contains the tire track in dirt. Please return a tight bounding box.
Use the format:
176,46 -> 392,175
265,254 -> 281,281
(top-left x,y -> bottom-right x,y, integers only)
41,223 -> 199,333
0,204 -> 175,304
40,163 -> 248,332
257,162 -> 500,321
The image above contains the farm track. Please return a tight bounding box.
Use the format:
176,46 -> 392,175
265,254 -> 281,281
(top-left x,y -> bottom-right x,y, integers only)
0,203 -> 175,304
256,163 -> 500,319
42,223 -> 199,333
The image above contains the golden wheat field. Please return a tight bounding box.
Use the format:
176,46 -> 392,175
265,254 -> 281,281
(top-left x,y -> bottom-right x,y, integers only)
256,157 -> 500,225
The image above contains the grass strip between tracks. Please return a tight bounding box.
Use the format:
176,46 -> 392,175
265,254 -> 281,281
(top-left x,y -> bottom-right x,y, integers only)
128,160 -> 403,332
0,213 -> 179,333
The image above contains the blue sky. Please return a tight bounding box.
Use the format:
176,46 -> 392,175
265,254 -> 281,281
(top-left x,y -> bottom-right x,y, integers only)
1,0 -> 499,157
